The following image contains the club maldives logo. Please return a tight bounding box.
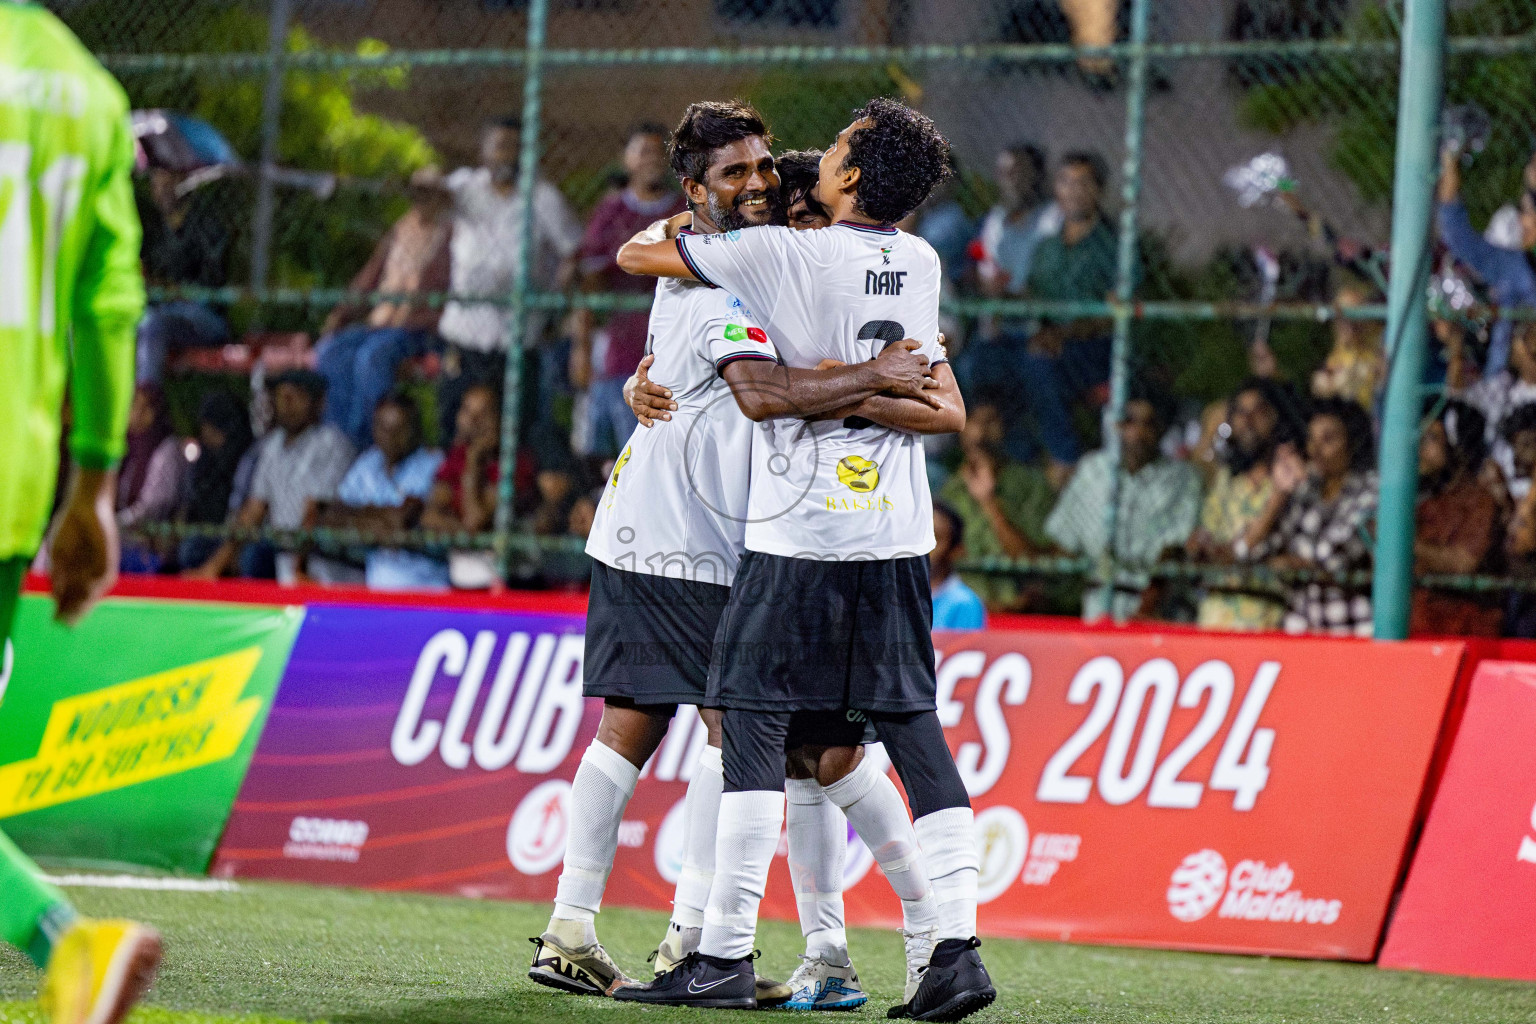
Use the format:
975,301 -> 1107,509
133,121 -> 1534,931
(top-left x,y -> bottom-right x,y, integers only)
1167,850 -> 1342,925
507,779 -> 571,875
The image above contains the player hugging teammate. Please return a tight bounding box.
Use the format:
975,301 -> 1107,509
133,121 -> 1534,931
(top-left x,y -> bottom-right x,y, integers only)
529,98 -> 995,1023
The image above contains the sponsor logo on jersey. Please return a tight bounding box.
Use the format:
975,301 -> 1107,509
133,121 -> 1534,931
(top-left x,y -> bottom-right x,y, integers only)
507,779 -> 571,875
1167,850 -> 1343,925
865,270 -> 907,295
836,455 -> 879,492
723,323 -> 769,345
611,445 -> 632,487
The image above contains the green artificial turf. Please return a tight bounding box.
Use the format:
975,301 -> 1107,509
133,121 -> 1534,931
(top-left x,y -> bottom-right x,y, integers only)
1,877 -> 1534,1023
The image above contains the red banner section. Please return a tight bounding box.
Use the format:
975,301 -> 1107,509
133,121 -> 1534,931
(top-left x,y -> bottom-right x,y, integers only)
213,611 -> 1462,960
903,632 -> 1461,960
1379,661 -> 1536,981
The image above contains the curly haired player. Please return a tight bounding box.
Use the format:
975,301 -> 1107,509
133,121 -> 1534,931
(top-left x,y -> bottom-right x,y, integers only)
615,98 -> 995,1022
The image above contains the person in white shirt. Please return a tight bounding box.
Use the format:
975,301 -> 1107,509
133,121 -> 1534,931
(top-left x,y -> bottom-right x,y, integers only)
614,99 -> 993,1022
418,117 -> 583,439
529,103 -> 940,1011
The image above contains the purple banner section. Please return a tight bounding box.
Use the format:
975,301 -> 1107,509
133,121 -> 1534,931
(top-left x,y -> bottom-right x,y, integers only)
211,604 -> 608,899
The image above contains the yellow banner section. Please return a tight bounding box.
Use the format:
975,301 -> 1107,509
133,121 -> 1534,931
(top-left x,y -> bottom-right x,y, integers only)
0,647 -> 265,817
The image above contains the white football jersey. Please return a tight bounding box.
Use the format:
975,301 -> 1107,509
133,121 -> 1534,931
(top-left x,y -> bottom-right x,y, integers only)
585,257 -> 780,587
677,222 -> 945,560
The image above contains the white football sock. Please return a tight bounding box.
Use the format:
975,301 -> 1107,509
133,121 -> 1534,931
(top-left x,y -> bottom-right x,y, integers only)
785,776 -> 849,963
822,756 -> 938,937
914,806 -> 978,940
550,739 -> 639,940
699,790 -> 785,960
669,743 -> 724,930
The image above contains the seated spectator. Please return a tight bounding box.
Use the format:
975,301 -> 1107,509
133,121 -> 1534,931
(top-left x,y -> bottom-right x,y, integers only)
931,501 -> 987,630
185,370 -> 355,581
1311,283 -> 1385,411
1412,400 -> 1502,636
307,391 -> 448,591
177,391 -> 256,570
117,384 -> 185,529
1045,389 -> 1203,622
422,382 -> 501,536
938,403 -> 1056,610
1020,151 -> 1121,480
1184,378 -> 1303,631
1237,398 -> 1378,637
571,124 -> 685,458
315,178 -> 453,450
422,117 -> 582,443
914,157 -> 974,289
1457,322 -> 1536,496
1437,145 -> 1536,375
117,384 -> 187,572
135,164 -> 235,382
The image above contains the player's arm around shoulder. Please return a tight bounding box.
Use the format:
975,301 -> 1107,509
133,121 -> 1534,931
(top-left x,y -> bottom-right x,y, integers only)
617,212 -> 694,278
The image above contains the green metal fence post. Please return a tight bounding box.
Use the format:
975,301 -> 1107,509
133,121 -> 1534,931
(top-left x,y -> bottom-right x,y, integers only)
249,0 -> 293,294
1372,0 -> 1445,639
1096,0 -> 1151,622
494,0 -> 552,580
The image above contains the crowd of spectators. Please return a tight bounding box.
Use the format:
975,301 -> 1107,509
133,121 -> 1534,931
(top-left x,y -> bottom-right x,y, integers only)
95,111 -> 1536,637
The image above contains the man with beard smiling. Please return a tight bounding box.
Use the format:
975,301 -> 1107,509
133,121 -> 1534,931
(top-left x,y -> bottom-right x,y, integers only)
615,99 -> 993,1022
530,102 -> 940,1009
1185,378 -> 1304,631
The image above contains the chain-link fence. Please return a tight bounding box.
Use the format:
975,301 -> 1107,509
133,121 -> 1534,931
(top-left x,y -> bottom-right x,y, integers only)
54,0 -> 1536,628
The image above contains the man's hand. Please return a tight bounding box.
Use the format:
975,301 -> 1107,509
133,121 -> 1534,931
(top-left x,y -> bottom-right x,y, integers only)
870,340 -> 940,405
48,467 -> 119,625
626,354 -> 676,427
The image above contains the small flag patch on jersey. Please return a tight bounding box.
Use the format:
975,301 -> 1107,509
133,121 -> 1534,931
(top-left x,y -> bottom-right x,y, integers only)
747,327 -> 769,345
724,324 -> 748,342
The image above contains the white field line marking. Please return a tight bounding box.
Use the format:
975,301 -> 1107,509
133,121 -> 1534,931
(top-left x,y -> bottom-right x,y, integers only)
44,874 -> 240,893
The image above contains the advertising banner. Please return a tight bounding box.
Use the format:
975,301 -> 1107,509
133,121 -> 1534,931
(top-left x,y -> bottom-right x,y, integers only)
0,595 -> 302,873
1379,661 -> 1536,981
212,604 -> 599,898
897,631 -> 1460,960
215,610 -> 1460,961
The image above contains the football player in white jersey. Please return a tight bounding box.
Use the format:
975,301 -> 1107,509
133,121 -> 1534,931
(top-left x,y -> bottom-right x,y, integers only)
529,102 -> 941,1010
617,148 -> 943,1012
614,99 -> 995,1022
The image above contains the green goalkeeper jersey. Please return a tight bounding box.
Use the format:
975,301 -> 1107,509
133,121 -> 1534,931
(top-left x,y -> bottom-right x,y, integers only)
0,1 -> 143,560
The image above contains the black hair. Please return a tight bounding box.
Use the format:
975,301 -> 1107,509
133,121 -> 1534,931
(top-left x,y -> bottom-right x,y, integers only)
932,499 -> 965,551
1127,379 -> 1176,431
1421,397 -> 1487,473
776,148 -> 829,220
487,115 -> 521,133
669,101 -> 772,187
1003,143 -> 1046,179
1233,375 -> 1307,448
1309,397 -> 1376,472
376,389 -> 423,436
841,97 -> 951,226
628,121 -> 669,143
1503,402 -> 1536,443
1060,149 -> 1109,190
